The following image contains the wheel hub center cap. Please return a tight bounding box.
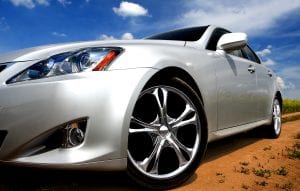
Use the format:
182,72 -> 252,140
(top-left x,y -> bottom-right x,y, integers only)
159,125 -> 169,137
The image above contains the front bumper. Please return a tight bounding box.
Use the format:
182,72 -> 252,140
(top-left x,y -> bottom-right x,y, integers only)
0,67 -> 157,170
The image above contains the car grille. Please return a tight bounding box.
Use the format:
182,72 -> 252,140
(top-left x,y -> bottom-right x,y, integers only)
0,64 -> 7,73
0,130 -> 8,148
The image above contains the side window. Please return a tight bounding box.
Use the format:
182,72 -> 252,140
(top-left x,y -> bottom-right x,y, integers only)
242,45 -> 261,64
206,29 -> 229,51
228,50 -> 243,58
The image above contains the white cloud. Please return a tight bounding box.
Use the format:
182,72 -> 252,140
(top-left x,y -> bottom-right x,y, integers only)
276,76 -> 285,90
276,76 -> 295,90
9,0 -> 35,8
179,0 -> 300,35
256,46 -> 272,57
97,32 -> 134,40
0,17 -> 10,31
57,0 -> 71,6
262,58 -> 277,66
113,1 -> 148,17
97,34 -> 116,41
279,66 -> 300,81
121,32 -> 134,40
9,0 -> 49,9
35,0 -> 49,6
52,32 -> 67,37
277,66 -> 300,99
256,45 -> 277,66
276,75 -> 300,99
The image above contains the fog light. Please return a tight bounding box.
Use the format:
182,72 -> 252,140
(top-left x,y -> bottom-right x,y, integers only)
68,126 -> 84,146
62,120 -> 87,148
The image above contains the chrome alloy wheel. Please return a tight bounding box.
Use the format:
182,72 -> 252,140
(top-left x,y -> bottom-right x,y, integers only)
128,86 -> 201,179
273,99 -> 281,135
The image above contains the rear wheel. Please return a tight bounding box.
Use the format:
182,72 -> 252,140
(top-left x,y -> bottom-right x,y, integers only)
127,84 -> 205,189
265,98 -> 282,138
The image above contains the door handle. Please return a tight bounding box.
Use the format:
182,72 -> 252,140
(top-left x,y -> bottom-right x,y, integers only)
248,65 -> 255,73
267,70 -> 273,77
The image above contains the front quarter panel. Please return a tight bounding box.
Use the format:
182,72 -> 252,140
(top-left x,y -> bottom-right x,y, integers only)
0,67 -> 158,169
109,43 -> 219,134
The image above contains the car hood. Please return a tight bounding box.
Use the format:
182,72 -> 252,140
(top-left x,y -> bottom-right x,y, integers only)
0,43 -> 71,64
0,40 -> 186,64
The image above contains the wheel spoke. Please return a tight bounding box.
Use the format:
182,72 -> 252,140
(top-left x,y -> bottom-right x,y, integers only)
167,136 -> 188,166
131,116 -> 160,129
149,139 -> 166,174
276,105 -> 281,116
274,116 -> 281,124
137,137 -> 162,172
170,134 -> 193,158
129,127 -> 158,134
171,103 -> 195,126
172,114 -> 197,129
152,88 -> 168,124
273,116 -> 279,121
273,103 -> 281,117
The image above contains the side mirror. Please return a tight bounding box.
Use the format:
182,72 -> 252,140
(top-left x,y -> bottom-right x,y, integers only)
217,33 -> 247,51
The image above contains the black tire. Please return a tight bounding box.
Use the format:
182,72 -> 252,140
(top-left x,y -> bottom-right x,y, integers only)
127,79 -> 207,190
265,98 -> 282,138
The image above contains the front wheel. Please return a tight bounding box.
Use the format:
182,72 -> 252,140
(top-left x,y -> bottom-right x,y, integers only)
127,85 -> 205,189
266,98 -> 282,138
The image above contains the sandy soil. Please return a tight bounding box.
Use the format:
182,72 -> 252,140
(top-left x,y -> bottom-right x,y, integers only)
282,112 -> 300,118
172,120 -> 300,191
0,120 -> 299,191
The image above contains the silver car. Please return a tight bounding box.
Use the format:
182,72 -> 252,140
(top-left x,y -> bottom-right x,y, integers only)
0,25 -> 282,189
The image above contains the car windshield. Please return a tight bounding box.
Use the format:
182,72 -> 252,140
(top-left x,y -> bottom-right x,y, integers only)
146,26 -> 208,41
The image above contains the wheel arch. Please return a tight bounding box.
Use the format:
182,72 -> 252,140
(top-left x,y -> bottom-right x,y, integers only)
275,91 -> 283,109
144,67 -> 204,104
143,66 -> 208,152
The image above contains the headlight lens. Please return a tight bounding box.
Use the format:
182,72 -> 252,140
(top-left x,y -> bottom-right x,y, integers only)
7,47 -> 122,83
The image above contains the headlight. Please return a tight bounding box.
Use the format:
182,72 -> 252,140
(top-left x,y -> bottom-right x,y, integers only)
7,47 -> 122,83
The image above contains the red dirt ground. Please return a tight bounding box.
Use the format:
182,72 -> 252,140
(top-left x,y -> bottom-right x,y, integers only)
173,119 -> 300,191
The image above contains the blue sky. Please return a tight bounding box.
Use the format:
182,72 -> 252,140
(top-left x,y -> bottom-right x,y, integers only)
0,0 -> 300,99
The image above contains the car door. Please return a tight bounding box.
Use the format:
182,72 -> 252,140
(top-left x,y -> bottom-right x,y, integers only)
245,46 -> 275,119
216,52 -> 258,129
242,46 -> 275,121
206,29 -> 258,129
